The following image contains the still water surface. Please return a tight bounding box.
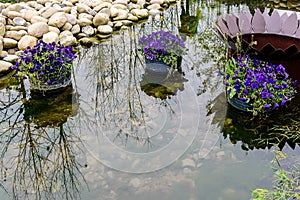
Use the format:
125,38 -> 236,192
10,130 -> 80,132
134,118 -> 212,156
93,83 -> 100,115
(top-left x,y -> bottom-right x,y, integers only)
0,1 -> 300,200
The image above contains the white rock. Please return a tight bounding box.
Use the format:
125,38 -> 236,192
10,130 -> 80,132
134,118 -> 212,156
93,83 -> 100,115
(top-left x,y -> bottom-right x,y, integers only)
93,13 -> 110,26
41,7 -> 58,19
5,30 -> 23,40
28,22 -> 49,38
76,3 -> 97,16
147,4 -> 161,10
0,39 -> 3,53
42,31 -> 59,43
0,23 -> 5,37
3,38 -> 18,48
59,35 -> 77,46
129,178 -> 141,188
148,9 -> 161,16
18,35 -> 38,50
48,12 -> 67,28
66,13 -> 77,25
78,13 -> 93,21
131,8 -> 149,19
71,24 -> 81,34
150,0 -> 164,4
31,15 -> 48,24
77,18 -> 93,26
62,22 -> 73,31
7,11 -> 22,19
112,4 -> 127,10
93,2 -> 112,12
0,60 -> 12,74
82,26 -> 95,36
3,54 -> 18,62
113,9 -> 128,20
49,26 -> 61,34
97,25 -> 113,34
13,17 -> 26,26
182,158 -> 196,168
110,7 -> 119,18
70,24 -> 80,35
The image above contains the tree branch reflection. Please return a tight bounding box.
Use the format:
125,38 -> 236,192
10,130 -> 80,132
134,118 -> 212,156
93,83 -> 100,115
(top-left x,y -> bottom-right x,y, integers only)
0,85 -> 86,200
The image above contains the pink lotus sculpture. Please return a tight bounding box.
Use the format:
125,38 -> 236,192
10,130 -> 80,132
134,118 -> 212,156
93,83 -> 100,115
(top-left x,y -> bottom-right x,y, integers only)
215,9 -> 300,83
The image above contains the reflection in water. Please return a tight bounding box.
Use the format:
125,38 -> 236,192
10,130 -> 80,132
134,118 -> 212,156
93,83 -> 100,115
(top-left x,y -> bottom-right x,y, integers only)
24,85 -> 79,127
0,84 -> 86,200
222,92 -> 300,151
1,1 -> 300,200
140,61 -> 188,99
179,0 -> 201,37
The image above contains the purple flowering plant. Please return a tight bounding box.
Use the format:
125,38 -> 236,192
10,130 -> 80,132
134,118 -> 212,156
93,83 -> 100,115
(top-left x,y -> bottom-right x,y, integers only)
138,30 -> 186,68
11,40 -> 77,90
224,55 -> 297,116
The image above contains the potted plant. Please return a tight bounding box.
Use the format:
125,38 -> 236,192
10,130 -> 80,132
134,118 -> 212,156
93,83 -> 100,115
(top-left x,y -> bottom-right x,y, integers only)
11,40 -> 77,93
223,55 -> 297,116
138,30 -> 186,70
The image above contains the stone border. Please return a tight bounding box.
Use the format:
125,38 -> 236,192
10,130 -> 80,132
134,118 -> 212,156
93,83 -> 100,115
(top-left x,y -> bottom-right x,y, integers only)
0,0 -> 177,74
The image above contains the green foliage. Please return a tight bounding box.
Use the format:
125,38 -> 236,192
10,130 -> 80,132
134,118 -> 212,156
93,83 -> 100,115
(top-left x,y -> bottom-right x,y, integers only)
251,151 -> 300,200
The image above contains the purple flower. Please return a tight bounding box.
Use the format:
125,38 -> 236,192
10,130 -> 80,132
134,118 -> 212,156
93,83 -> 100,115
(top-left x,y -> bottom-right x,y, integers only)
223,54 -> 297,115
11,40 -> 77,86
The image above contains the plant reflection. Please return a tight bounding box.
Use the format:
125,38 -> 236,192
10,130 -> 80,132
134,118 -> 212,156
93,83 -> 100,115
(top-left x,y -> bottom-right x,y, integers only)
179,0 -> 201,37
75,9 -> 190,150
0,85 -> 85,200
222,93 -> 300,151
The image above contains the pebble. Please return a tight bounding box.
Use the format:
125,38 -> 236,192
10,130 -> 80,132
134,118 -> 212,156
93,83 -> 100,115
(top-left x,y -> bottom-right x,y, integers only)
182,158 -> 196,169
0,0 -> 177,76
130,177 -> 141,188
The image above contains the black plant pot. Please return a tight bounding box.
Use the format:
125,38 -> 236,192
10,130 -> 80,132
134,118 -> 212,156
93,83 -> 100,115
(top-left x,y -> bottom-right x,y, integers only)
227,94 -> 253,112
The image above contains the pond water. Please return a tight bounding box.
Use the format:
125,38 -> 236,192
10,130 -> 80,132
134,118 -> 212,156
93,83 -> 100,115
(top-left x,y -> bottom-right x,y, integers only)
1,0 -> 300,200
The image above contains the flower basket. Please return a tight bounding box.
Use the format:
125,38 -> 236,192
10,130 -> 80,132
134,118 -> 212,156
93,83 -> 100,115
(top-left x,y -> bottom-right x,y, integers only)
227,93 -> 253,112
23,85 -> 79,127
139,30 -> 186,69
30,71 -> 72,94
145,56 -> 182,75
11,40 -> 77,94
222,55 -> 297,116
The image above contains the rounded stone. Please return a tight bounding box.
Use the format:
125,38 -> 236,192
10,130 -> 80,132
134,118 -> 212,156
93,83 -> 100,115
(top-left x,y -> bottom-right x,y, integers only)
41,7 -> 58,19
97,25 -> 113,34
77,18 -> 93,26
3,54 -> 18,62
42,31 -> 59,43
66,13 -> 77,25
49,26 -> 61,35
3,38 -> 18,48
182,158 -> 196,169
13,17 -> 26,26
59,35 -> 77,46
0,60 -> 12,75
31,16 -> 48,24
5,30 -> 23,40
48,12 -> 68,28
7,11 -> 22,19
71,24 -> 81,35
28,22 -> 49,38
82,26 -> 95,36
21,10 -> 40,22
18,35 -> 38,50
62,22 -> 73,31
113,9 -> 129,20
93,13 -> 110,26
0,23 -> 5,37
